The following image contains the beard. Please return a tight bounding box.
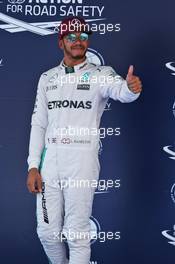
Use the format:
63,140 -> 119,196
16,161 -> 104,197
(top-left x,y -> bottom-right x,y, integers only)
71,54 -> 85,59
63,42 -> 87,60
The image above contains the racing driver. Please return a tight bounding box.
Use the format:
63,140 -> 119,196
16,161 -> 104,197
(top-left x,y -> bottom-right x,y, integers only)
27,16 -> 142,264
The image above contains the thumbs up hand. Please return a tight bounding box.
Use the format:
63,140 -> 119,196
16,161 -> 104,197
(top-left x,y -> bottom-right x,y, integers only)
126,65 -> 142,94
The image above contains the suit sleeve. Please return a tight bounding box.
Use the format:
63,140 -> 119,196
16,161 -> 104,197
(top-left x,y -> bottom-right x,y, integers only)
99,66 -> 140,102
27,74 -> 48,171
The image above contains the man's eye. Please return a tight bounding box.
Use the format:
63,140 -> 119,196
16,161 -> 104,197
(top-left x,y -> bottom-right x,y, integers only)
80,37 -> 86,41
67,34 -> 76,41
70,37 -> 75,41
80,33 -> 88,41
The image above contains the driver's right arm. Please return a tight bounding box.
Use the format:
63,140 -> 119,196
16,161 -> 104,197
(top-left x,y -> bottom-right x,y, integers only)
27,73 -> 48,193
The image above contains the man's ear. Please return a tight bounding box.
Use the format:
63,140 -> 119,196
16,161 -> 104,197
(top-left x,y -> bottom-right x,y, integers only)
59,39 -> 63,49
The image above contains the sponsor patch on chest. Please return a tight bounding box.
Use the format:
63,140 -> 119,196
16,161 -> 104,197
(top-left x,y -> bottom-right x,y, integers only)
46,85 -> 57,92
77,84 -> 90,90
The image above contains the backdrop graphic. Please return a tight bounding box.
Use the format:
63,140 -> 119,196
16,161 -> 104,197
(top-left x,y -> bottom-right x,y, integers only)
0,0 -> 175,263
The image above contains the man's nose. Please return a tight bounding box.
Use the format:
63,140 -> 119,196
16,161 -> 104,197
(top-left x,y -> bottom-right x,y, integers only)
74,39 -> 81,44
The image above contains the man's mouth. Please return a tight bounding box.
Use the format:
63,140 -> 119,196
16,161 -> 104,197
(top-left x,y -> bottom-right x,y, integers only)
72,46 -> 84,50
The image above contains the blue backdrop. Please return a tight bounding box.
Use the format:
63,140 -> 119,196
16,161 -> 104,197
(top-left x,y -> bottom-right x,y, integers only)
0,0 -> 175,263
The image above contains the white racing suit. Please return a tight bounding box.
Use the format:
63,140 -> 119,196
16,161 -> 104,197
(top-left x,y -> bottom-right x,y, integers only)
27,58 -> 140,264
